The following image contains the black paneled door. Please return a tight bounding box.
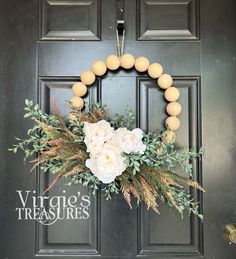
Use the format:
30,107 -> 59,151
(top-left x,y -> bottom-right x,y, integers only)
0,0 -> 236,258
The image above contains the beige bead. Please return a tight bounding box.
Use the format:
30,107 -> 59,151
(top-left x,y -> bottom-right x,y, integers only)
162,130 -> 176,144
148,63 -> 163,78
106,55 -> 120,70
69,112 -> 78,121
72,82 -> 87,97
165,116 -> 180,131
69,96 -> 84,110
158,74 -> 173,89
92,60 -> 107,76
80,70 -> 96,85
166,102 -> 182,116
120,53 -> 135,69
134,56 -> 150,72
164,87 -> 180,102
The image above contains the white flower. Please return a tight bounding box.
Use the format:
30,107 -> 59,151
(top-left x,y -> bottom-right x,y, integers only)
83,120 -> 114,158
85,142 -> 127,184
114,128 -> 146,154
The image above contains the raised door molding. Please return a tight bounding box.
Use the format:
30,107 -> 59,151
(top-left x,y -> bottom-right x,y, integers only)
137,0 -> 199,40
40,0 -> 100,40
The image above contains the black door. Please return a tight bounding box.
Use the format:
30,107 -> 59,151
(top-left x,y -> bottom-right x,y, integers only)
1,0 -> 236,258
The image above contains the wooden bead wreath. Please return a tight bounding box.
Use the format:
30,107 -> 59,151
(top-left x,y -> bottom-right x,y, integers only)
69,53 -> 181,143
10,53 -> 204,218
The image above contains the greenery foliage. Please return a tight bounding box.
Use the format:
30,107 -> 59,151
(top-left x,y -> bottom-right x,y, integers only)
9,99 -> 204,219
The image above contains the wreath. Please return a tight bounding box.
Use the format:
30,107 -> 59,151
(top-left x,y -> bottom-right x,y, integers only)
9,53 -> 204,219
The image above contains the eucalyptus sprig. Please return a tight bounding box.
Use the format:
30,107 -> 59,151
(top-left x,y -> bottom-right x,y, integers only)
110,106 -> 135,129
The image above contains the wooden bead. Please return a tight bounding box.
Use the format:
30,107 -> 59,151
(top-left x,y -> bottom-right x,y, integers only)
72,82 -> 87,97
134,56 -> 150,72
69,96 -> 84,110
165,116 -> 180,131
166,102 -> 182,116
148,63 -> 163,78
69,112 -> 78,121
162,130 -> 176,144
164,87 -> 180,102
106,55 -> 120,70
158,74 -> 173,89
80,70 -> 96,85
120,53 -> 135,69
92,60 -> 107,76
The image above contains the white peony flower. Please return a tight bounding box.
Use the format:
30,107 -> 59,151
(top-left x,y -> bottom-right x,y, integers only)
114,128 -> 146,154
83,120 -> 114,158
85,141 -> 127,184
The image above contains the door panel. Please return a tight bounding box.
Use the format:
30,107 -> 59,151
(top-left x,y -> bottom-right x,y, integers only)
1,0 -> 236,258
37,78 -> 100,256
40,0 -> 100,40
138,76 -> 202,256
38,42 -> 201,76
137,0 -> 199,40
